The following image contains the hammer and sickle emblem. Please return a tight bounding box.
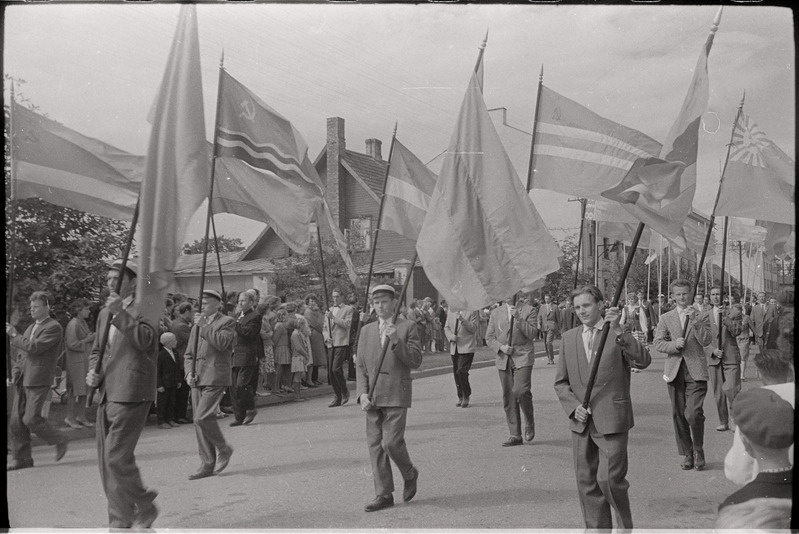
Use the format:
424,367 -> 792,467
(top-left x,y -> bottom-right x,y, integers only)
551,106 -> 562,122
239,99 -> 256,122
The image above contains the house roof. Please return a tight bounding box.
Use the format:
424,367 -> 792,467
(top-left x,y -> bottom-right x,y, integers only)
341,150 -> 386,196
354,260 -> 399,276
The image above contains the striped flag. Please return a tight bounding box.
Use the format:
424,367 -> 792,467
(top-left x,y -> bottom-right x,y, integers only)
213,69 -> 324,254
11,102 -> 142,221
416,56 -> 561,311
137,5 -> 210,326
716,112 -> 795,225
603,8 -> 722,239
379,138 -> 437,241
530,85 -> 662,199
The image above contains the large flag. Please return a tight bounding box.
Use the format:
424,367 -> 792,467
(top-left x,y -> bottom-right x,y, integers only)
137,5 -> 210,324
603,8 -> 722,239
715,112 -> 795,225
10,102 -> 142,220
530,85 -> 662,199
379,138 -> 438,241
757,219 -> 795,259
213,69 -> 324,254
318,198 -> 360,285
416,63 -> 561,311
727,217 -> 767,245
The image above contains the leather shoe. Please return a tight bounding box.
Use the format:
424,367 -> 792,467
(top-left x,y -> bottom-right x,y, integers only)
455,398 -> 463,407
176,418 -> 192,424
7,459 -> 34,471
716,423 -> 729,432
76,418 -> 94,428
328,398 -> 342,408
342,392 -> 350,405
461,397 -> 470,408
680,454 -> 694,470
188,469 -> 215,480
64,418 -> 83,429
524,427 -> 535,442
694,450 -> 706,471
132,502 -> 159,529
502,436 -> 523,447
55,440 -> 68,462
229,420 -> 244,427
214,446 -> 233,475
364,494 -> 394,512
243,409 -> 258,425
403,467 -> 419,502
157,423 -> 172,429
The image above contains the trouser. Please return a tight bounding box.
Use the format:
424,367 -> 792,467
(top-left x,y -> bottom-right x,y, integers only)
498,362 -> 534,438
667,360 -> 707,456
543,330 -> 556,361
709,362 -> 741,426
572,422 -> 633,530
191,386 -> 230,471
10,384 -> 67,462
156,387 -> 177,424
174,378 -> 191,420
96,401 -> 157,528
346,348 -> 357,380
365,406 -> 416,496
329,346 -> 349,400
451,351 -> 474,399
230,366 -> 257,422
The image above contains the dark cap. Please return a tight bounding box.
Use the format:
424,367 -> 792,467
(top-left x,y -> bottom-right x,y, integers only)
732,388 -> 794,449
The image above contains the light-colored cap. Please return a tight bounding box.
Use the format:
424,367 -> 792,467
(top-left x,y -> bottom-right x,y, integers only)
110,257 -> 138,276
202,289 -> 222,301
371,284 -> 396,298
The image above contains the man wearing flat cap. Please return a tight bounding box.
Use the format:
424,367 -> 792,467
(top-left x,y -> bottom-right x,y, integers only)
715,387 -> 793,529
183,289 -> 236,480
356,284 -> 423,512
86,257 -> 159,528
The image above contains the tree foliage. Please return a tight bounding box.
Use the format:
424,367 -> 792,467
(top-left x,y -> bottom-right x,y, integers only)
540,233 -> 594,303
182,235 -> 245,255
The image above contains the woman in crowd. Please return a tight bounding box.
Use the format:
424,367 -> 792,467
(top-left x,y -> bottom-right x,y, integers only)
257,296 -> 281,396
290,316 -> 313,402
304,293 -> 326,387
64,298 -> 96,428
272,308 -> 293,395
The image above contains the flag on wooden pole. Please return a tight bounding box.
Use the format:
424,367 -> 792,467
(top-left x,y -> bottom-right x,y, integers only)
602,8 -> 722,239
416,55 -> 561,311
137,4 -> 210,324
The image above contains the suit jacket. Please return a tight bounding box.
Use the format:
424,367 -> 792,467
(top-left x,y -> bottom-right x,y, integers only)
355,317 -> 422,408
654,307 -> 713,383
751,303 -> 776,338
702,307 -> 742,366
183,313 -> 236,387
157,347 -> 180,389
232,308 -> 263,367
325,304 -> 353,347
537,303 -> 560,333
89,304 -> 158,403
486,303 -> 538,371
170,316 -> 192,361
10,317 -> 64,387
554,325 -> 651,434
444,310 -> 479,356
559,307 -> 579,332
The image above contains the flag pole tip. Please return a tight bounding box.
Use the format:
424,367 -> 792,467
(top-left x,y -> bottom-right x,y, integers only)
539,64 -> 544,82
712,6 -> 723,31
393,121 -> 398,136
220,50 -> 225,67
480,29 -> 488,49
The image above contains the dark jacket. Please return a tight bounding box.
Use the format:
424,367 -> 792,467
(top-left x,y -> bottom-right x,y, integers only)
232,308 -> 263,367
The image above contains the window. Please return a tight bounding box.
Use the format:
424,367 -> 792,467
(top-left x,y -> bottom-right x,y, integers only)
349,216 -> 372,252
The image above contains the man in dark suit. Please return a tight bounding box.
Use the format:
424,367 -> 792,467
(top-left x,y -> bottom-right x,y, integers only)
444,309 -> 479,408
486,293 -> 539,446
6,291 -> 69,470
86,258 -> 159,528
230,291 -> 262,426
156,332 -> 181,429
703,286 -> 742,432
654,279 -> 713,471
184,289 -> 236,480
537,294 -> 560,364
554,285 -> 651,530
170,302 -> 194,424
356,285 -> 423,512
751,291 -> 775,353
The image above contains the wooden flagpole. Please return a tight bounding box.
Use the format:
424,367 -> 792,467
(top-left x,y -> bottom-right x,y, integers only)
6,82 -> 19,380
573,198 -> 587,289
209,206 -> 227,303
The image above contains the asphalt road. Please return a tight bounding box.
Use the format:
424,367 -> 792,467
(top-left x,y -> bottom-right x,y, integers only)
6,345 -> 755,530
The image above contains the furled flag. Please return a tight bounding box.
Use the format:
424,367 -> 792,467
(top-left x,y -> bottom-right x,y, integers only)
416,55 -> 561,311
715,112 -> 795,225
10,102 -> 142,221
530,84 -> 662,198
603,8 -> 722,239
213,69 -> 324,254
137,5 -> 210,325
379,138 -> 438,241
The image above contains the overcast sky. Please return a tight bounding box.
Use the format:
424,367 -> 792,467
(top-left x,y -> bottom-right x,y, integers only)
4,3 -> 794,247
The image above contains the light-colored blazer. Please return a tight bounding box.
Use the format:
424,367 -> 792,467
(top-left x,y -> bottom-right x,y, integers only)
702,307 -> 742,366
325,304 -> 353,347
554,325 -> 651,434
89,304 -> 158,403
654,307 -> 713,383
486,303 -> 538,371
355,317 -> 422,408
183,313 -> 236,387
444,310 -> 479,356
751,303 -> 776,338
10,317 -> 64,387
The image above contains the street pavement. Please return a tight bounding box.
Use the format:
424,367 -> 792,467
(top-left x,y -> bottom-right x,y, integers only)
7,344 -> 757,530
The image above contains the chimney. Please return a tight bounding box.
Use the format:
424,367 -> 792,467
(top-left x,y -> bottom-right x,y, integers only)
325,117 -> 346,230
365,138 -> 382,161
